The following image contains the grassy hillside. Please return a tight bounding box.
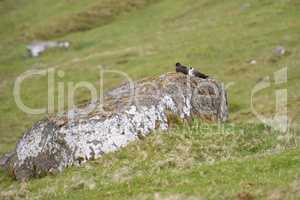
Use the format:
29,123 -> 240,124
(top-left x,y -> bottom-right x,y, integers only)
0,0 -> 300,199
1,123 -> 300,199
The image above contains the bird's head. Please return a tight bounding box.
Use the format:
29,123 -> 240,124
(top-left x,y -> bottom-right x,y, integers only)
175,62 -> 181,67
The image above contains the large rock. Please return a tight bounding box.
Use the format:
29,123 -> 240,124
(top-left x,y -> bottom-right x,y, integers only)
1,72 -> 228,180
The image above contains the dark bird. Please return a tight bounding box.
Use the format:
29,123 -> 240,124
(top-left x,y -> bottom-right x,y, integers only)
175,63 -> 209,79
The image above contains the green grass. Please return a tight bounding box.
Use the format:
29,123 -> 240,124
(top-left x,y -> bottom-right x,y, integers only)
1,122 -> 300,199
0,0 -> 300,199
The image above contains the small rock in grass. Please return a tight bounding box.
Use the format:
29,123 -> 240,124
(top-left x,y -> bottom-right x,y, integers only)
273,46 -> 286,56
26,41 -> 70,57
240,3 -> 251,12
248,60 -> 257,65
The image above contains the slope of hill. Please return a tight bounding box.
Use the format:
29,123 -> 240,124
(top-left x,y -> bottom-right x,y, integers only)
0,0 -> 299,199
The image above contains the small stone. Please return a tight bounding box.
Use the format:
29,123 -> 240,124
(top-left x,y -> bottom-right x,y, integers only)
26,41 -> 70,57
240,3 -> 251,11
273,46 -> 286,56
249,60 -> 257,65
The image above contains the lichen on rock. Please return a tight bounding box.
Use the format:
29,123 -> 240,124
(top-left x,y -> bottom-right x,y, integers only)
1,72 -> 228,180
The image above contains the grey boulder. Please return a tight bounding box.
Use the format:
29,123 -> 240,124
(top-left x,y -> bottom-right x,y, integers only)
1,72 -> 228,180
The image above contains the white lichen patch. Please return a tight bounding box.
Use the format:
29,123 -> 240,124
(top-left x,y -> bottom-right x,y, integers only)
16,122 -> 47,166
181,94 -> 192,119
60,95 -> 179,165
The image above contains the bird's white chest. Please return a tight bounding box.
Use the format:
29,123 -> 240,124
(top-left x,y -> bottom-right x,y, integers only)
188,68 -> 194,76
